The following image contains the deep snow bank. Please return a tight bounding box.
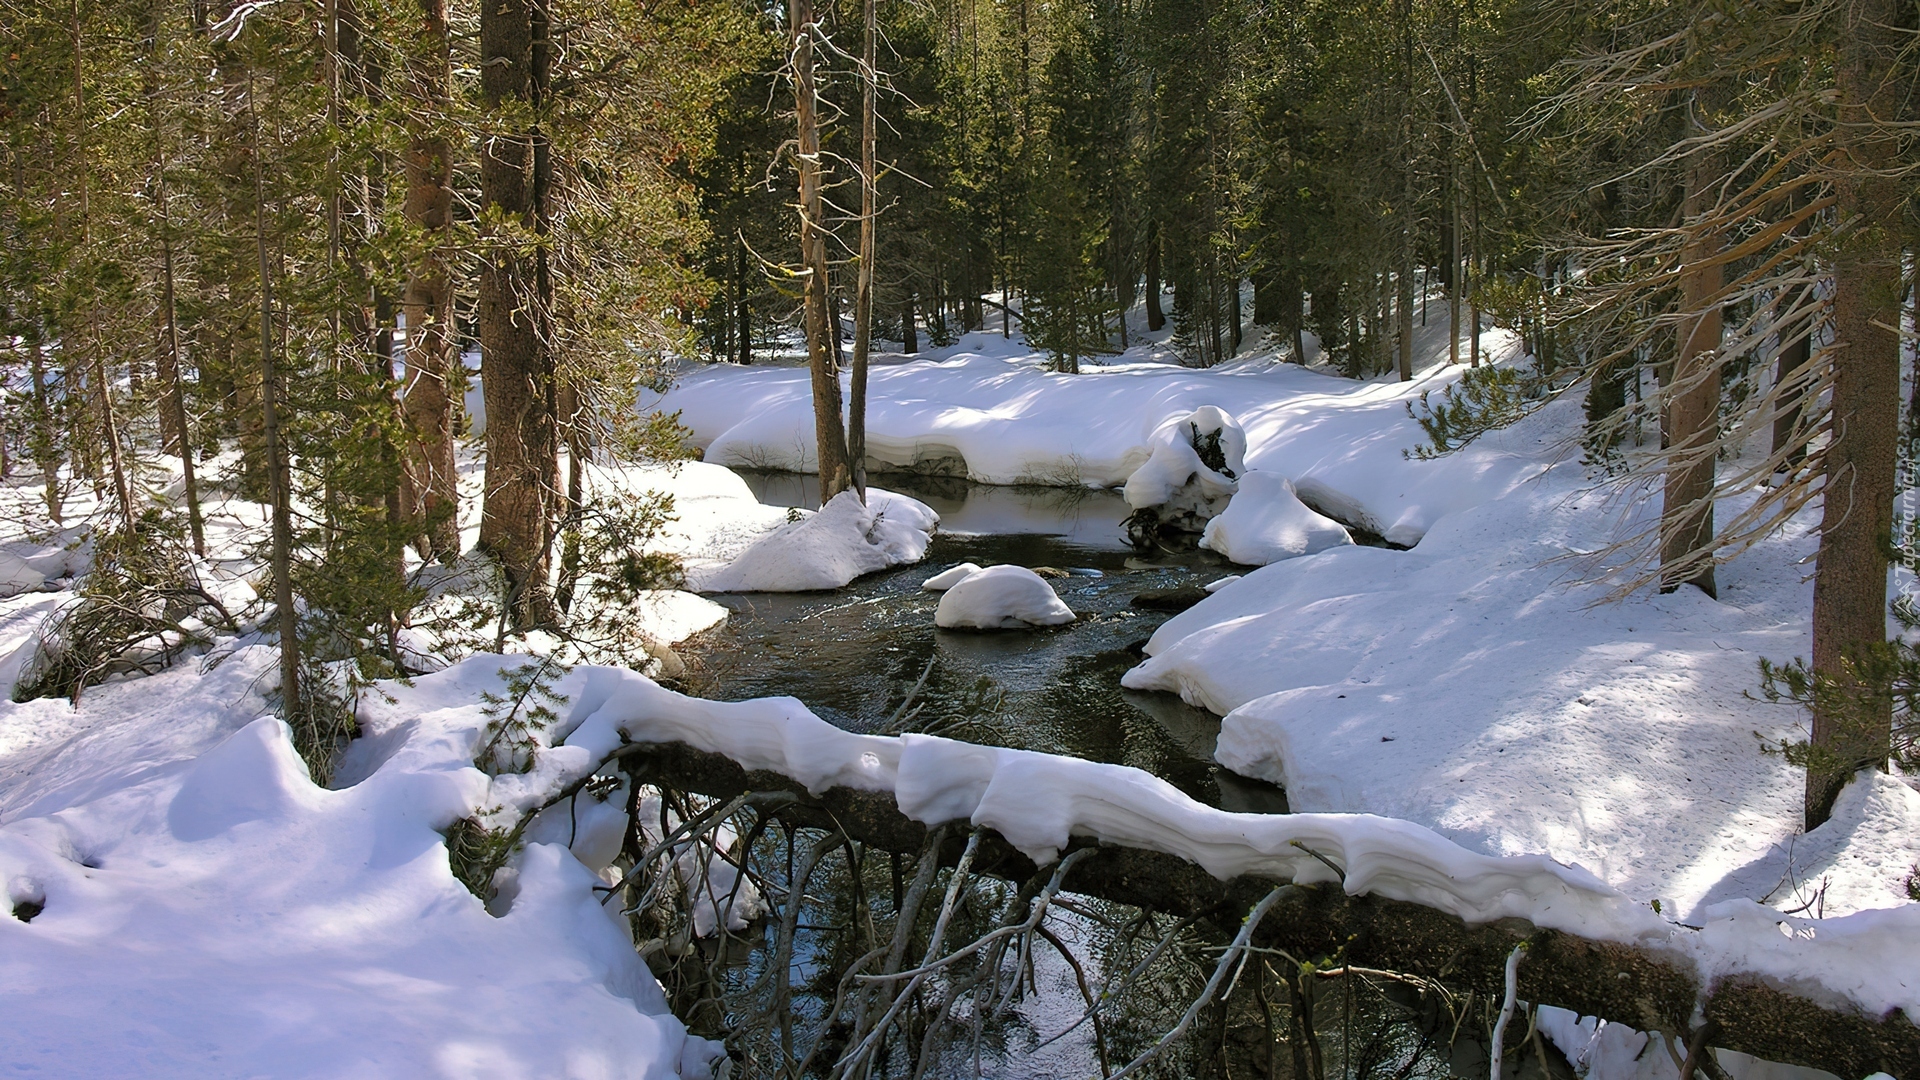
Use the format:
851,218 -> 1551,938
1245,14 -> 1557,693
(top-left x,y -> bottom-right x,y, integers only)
1121,406 -> 1245,541
1125,394 -> 1920,929
654,327 -> 1533,547
0,650 -> 722,1078
1200,471 -> 1353,565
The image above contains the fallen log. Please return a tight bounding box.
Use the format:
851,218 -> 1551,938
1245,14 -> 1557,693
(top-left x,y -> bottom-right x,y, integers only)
623,739 -> 1920,1079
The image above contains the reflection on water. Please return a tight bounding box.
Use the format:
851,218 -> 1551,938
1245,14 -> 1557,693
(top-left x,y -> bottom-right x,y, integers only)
735,470 -> 1136,549
691,473 -> 1287,814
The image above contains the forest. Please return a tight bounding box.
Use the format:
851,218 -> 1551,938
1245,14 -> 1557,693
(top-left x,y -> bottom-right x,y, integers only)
1,0 -> 1918,1077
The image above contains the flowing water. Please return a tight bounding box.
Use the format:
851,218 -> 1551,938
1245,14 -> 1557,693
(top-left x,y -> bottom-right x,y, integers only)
688,473 -> 1288,814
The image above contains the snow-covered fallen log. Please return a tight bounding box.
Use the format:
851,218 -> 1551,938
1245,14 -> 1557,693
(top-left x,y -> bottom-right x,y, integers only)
497,662 -> 1918,1080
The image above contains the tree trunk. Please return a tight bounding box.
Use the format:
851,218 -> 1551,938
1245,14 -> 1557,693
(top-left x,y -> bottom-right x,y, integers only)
1145,221 -> 1166,332
69,1 -> 133,535
1449,159 -> 1461,367
792,0 -> 852,503
1661,128 -> 1720,598
847,0 -> 876,501
1662,88 -> 1726,601
901,292 -> 918,354
477,0 -> 554,626
144,0 -> 204,555
736,238 -> 752,364
623,736 -> 1920,1080
1397,0 -> 1415,383
401,0 -> 460,560
1769,286 -> 1814,478
1807,0 -> 1903,828
247,63 -> 300,718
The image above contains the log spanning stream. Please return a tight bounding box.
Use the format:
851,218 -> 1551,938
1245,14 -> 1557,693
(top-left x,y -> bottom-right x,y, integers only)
693,472 -> 1289,816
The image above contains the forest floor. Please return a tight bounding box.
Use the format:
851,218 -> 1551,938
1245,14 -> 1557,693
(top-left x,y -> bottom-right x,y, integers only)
0,303 -> 1915,1077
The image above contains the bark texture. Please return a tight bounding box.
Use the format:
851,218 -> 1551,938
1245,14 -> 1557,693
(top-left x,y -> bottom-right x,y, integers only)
1661,94 -> 1722,599
1807,0 -> 1902,828
791,0 -> 852,504
476,0 -> 554,624
401,0 -> 460,560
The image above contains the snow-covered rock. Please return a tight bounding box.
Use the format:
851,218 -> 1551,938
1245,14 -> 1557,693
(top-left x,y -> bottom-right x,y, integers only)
695,487 -> 937,592
0,551 -> 45,597
1121,407 -> 1245,547
1200,471 -> 1353,565
922,562 -> 983,591
1124,408 -> 1242,510
934,564 -> 1075,630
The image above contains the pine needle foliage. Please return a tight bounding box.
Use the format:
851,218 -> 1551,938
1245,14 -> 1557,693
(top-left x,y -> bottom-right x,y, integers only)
1756,609 -> 1920,778
1404,365 -> 1539,459
13,511 -> 234,704
473,657 -> 572,776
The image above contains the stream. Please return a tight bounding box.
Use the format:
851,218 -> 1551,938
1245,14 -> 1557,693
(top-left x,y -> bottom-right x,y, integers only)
688,472 -> 1289,815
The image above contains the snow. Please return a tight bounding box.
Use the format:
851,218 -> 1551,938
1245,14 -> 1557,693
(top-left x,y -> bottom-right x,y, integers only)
1118,394 -> 1920,931
933,564 -> 1077,629
656,314 -> 1920,1035
1200,471 -> 1354,565
693,486 -> 937,592
0,550 -> 46,597
0,652 -> 724,1078
922,561 -> 984,590
4,297 -> 1916,1072
497,661 -> 1920,1026
603,459 -> 797,585
1121,407 -> 1245,532
655,326 -> 1534,547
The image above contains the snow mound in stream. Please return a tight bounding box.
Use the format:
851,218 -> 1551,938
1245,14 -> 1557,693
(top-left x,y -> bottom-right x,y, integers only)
1122,407 -> 1244,534
922,562 -> 984,591
694,488 -> 937,592
1200,471 -> 1353,565
934,564 -> 1075,629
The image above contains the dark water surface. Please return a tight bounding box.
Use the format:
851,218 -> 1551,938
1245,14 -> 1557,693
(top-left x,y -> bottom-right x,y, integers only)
692,473 -> 1288,814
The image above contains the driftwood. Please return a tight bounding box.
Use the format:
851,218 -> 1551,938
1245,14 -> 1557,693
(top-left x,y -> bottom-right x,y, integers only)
623,739 -> 1920,1079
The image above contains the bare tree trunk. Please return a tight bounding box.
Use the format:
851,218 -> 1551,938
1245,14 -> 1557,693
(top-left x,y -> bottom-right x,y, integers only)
146,0 -> 204,554
1807,0 -> 1903,828
1449,158 -> 1461,367
736,237 -> 753,364
477,0 -> 554,627
1397,0 -> 1415,382
848,0 -> 877,502
901,292 -> 918,354
69,1 -> 133,535
26,336 -> 60,525
247,64 -> 300,717
1660,90 -> 1722,599
152,105 -> 205,556
1770,286 -> 1815,477
1145,220 -> 1166,332
791,0 -> 852,503
401,0 -> 460,560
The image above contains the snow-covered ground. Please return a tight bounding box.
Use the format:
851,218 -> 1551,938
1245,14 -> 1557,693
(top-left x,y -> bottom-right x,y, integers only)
656,319 -> 1920,927
0,437 -> 928,1075
3,299 -> 1917,1076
